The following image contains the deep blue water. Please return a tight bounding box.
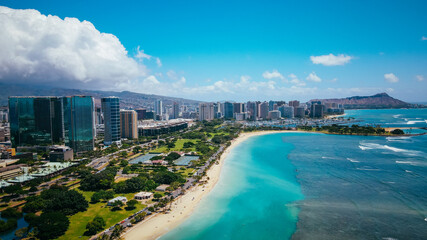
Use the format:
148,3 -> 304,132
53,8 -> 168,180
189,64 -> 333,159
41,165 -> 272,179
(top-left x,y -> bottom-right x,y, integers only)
345,108 -> 427,129
161,109 -> 427,240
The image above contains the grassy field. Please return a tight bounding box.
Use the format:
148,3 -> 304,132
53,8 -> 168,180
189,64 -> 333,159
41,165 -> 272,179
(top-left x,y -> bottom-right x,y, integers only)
175,167 -> 196,178
58,190 -> 146,240
156,139 -> 199,152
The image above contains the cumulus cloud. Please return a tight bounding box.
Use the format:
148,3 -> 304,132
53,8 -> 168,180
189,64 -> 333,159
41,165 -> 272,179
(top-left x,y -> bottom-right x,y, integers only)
0,6 -> 146,89
416,75 -> 424,82
288,74 -> 306,86
262,70 -> 285,80
384,73 -> 399,83
306,72 -> 322,82
135,46 -> 152,60
310,54 -> 353,66
156,57 -> 162,67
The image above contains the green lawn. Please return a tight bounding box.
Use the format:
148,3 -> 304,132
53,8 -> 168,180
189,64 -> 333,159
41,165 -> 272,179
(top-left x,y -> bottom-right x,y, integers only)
58,190 -> 146,240
156,139 -> 199,152
175,167 -> 196,178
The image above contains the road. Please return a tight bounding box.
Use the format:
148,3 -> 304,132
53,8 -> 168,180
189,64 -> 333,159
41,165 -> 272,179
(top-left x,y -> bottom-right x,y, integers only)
93,144 -> 226,239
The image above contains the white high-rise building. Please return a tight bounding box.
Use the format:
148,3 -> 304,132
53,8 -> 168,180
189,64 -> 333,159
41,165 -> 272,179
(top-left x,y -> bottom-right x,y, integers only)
199,103 -> 215,121
154,100 -> 163,117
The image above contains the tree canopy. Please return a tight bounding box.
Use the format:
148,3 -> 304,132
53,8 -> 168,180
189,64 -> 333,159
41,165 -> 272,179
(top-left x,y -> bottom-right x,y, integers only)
34,212 -> 70,240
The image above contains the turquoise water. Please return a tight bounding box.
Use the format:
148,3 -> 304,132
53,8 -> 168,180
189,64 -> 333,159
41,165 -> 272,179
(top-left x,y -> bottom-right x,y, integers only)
161,134 -> 304,239
160,109 -> 427,240
346,108 -> 427,129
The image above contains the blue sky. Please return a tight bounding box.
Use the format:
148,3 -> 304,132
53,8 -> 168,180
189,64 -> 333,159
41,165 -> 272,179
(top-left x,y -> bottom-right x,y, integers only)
0,0 -> 426,102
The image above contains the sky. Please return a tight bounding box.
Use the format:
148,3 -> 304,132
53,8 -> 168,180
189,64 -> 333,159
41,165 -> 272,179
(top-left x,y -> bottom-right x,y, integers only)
0,0 -> 426,102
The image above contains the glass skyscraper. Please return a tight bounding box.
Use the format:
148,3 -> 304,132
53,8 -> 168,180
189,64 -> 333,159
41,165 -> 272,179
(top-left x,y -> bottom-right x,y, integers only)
224,102 -> 234,119
9,97 -> 64,147
63,96 -> 95,152
101,97 -> 120,145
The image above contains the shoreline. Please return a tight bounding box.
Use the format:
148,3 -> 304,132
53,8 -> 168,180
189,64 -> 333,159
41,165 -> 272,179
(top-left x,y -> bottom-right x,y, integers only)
325,113 -> 347,119
123,130 -> 290,240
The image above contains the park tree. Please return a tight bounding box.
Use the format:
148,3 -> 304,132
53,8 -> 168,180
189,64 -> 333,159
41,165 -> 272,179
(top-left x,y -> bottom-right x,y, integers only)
85,216 -> 106,236
34,212 -> 70,240
126,199 -> 138,210
1,207 -> 23,218
110,200 -> 124,211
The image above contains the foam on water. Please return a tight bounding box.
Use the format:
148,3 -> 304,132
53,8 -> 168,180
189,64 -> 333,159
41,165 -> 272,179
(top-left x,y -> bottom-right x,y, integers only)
407,120 -> 425,124
359,142 -> 423,157
347,158 -> 360,163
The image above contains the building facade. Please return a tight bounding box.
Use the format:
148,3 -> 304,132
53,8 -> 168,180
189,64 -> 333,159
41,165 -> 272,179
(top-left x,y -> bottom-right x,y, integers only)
9,97 -> 64,147
279,105 -> 294,118
199,103 -> 215,121
223,102 -> 234,119
101,97 -> 121,145
258,102 -> 269,120
154,100 -> 162,117
120,110 -> 138,139
63,96 -> 95,152
171,102 -> 180,119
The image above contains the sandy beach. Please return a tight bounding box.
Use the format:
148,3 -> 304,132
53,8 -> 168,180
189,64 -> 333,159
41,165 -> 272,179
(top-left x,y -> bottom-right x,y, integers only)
123,130 -> 288,240
325,113 -> 347,119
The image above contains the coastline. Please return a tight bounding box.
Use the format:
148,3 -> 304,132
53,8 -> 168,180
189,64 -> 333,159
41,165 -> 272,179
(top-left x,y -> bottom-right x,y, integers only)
123,130 -> 289,240
325,113 -> 347,119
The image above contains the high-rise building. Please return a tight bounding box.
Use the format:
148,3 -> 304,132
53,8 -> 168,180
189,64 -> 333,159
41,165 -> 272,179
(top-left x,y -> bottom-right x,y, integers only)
278,105 -> 294,118
171,102 -> 180,119
233,103 -> 243,114
310,102 -> 325,118
120,110 -> 138,139
268,110 -> 281,120
0,109 -> 8,123
223,102 -> 234,119
154,100 -> 163,117
101,97 -> 120,145
63,96 -> 95,152
288,100 -> 300,107
95,107 -> 103,125
268,101 -> 276,111
258,102 -> 269,119
135,109 -> 146,120
294,106 -> 306,118
9,97 -> 64,147
199,103 -> 215,121
246,101 -> 258,120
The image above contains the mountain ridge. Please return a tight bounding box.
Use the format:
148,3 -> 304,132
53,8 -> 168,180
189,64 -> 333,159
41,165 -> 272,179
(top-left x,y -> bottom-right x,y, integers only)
310,93 -> 417,109
0,83 -> 201,109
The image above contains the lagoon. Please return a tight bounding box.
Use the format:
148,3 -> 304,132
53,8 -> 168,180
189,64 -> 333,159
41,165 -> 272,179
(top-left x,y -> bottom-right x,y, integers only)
161,109 -> 427,239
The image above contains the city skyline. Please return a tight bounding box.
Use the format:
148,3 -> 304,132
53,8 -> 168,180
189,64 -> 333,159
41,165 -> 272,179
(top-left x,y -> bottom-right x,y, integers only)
0,1 -> 426,102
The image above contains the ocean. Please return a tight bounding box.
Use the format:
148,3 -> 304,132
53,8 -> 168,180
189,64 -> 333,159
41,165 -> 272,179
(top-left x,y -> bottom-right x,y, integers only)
160,109 -> 427,240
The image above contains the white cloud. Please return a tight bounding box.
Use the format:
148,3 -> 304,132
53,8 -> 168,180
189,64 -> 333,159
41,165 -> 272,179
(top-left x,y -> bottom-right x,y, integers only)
288,73 -> 306,86
306,72 -> 322,82
166,70 -> 179,80
385,88 -> 394,93
422,36 -> 427,41
262,70 -> 285,80
310,54 -> 353,66
416,75 -> 424,82
135,46 -> 152,60
240,75 -> 251,84
156,57 -> 162,67
0,6 -> 146,89
384,73 -> 399,83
